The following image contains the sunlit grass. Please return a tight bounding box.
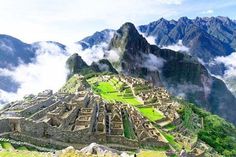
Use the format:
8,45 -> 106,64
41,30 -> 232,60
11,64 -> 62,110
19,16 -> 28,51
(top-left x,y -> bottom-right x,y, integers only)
138,107 -> 164,122
0,141 -> 14,150
137,150 -> 167,157
0,150 -> 51,157
90,78 -> 142,106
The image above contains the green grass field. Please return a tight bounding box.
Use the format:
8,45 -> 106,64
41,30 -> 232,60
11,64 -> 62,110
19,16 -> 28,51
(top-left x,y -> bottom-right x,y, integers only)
137,150 -> 167,157
0,141 -> 14,150
88,77 -> 142,106
138,107 -> 164,122
0,151 -> 51,157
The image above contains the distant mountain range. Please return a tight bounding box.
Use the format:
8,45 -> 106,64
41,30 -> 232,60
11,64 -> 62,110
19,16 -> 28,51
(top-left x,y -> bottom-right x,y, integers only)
138,16 -> 236,76
0,16 -> 236,125
0,35 -> 66,94
68,22 -> 236,125
77,16 -> 236,95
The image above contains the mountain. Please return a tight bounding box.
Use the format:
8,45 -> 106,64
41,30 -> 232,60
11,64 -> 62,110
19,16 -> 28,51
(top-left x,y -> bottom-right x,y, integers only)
66,54 -> 118,79
90,59 -> 118,74
138,17 -> 236,96
76,17 -> 236,77
0,34 -> 36,68
0,35 -> 36,93
1,17 -> 236,126
0,37 -> 67,99
138,16 -> 236,76
66,22 -> 236,125
77,29 -> 115,49
75,22 -> 236,125
66,53 -> 90,79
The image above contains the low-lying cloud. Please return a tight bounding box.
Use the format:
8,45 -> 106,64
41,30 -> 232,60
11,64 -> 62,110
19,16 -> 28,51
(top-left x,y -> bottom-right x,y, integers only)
0,42 -> 72,105
67,42 -> 120,65
138,31 -> 157,45
0,41 -> 122,105
215,52 -> 236,78
161,40 -> 189,53
142,53 -> 166,71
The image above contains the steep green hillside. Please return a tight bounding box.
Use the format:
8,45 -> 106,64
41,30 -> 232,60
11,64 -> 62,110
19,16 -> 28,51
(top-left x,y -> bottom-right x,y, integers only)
178,100 -> 236,156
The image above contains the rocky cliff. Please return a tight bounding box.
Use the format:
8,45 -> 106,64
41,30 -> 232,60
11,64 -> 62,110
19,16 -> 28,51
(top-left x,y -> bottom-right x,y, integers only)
108,22 -> 236,125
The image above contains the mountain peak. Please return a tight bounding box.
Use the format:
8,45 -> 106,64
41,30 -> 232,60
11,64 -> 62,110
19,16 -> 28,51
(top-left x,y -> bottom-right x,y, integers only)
66,53 -> 89,79
119,22 -> 136,30
109,22 -> 149,53
117,22 -> 140,37
178,16 -> 192,25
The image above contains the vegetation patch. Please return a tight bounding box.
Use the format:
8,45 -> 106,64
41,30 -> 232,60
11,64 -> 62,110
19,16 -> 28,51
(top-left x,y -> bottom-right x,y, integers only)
178,99 -> 236,156
16,146 -> 28,150
0,150 -> 51,157
123,111 -> 137,139
163,123 -> 176,131
159,130 -> 181,150
137,150 -> 167,157
0,141 -> 14,150
88,77 -> 142,106
138,107 -> 164,122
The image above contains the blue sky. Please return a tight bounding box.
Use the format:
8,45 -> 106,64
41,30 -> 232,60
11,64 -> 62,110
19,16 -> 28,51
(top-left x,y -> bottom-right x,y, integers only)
0,0 -> 235,44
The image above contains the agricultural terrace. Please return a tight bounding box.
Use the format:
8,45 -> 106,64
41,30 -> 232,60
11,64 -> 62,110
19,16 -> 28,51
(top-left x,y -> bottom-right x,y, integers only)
87,76 -> 142,106
87,75 -> 166,122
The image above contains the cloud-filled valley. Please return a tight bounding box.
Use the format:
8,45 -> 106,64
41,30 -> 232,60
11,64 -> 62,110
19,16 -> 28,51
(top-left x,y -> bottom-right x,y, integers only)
0,42 -> 71,105
0,40 -> 122,106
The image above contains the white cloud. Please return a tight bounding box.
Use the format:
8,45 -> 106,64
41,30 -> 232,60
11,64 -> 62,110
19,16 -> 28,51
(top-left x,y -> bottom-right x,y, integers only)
0,89 -> 17,107
0,42 -> 72,104
145,36 -> 156,45
0,41 -> 121,105
0,0 -> 236,44
215,52 -> 236,78
168,81 -> 211,100
97,63 -> 110,72
161,40 -> 189,53
197,58 -> 206,65
139,32 -> 156,45
158,0 -> 183,5
66,42 -> 120,65
0,0 -> 184,44
142,53 -> 166,71
201,9 -> 214,14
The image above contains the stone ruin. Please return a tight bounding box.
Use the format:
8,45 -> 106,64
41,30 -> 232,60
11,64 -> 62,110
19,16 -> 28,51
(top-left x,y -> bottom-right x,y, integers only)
0,80 -> 168,150
116,75 -> 181,123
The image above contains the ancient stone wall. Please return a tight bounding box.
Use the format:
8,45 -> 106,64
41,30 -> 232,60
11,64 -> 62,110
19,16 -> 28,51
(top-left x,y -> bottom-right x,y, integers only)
0,119 -> 11,133
20,97 -> 55,117
59,106 -> 80,129
106,135 -> 139,147
140,137 -> 168,147
30,101 -> 61,120
1,117 -> 143,150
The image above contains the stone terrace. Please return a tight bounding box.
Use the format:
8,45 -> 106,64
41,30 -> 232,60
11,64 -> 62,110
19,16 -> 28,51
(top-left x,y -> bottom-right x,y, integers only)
0,76 -> 168,150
